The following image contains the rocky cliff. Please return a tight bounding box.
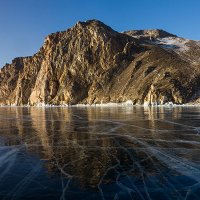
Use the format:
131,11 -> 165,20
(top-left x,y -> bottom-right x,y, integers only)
0,19 -> 200,106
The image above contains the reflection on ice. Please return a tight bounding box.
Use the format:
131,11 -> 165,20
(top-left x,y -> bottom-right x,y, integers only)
0,106 -> 200,199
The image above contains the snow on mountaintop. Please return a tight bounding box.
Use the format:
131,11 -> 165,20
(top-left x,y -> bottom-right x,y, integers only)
124,29 -> 190,53
154,37 -> 190,52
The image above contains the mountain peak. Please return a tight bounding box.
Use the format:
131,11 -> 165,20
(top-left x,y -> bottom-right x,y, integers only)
75,19 -> 107,26
124,29 -> 177,39
73,19 -> 116,34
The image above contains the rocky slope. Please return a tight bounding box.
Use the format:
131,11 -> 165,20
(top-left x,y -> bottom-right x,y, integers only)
0,19 -> 200,106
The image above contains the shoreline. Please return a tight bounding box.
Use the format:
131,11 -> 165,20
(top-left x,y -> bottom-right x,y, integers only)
0,100 -> 200,108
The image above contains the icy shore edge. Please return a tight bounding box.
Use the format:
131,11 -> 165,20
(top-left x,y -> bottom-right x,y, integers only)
0,100 -> 200,107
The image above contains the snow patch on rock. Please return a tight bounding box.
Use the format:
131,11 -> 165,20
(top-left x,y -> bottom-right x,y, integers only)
154,37 -> 189,52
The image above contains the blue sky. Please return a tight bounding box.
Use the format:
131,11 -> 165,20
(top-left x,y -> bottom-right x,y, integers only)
0,0 -> 200,67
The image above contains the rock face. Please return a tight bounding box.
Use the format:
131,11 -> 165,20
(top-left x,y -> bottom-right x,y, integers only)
0,19 -> 200,106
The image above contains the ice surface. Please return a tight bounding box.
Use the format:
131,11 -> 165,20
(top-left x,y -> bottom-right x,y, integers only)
0,106 -> 200,199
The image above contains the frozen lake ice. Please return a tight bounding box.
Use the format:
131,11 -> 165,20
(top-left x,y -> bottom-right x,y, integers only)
0,106 -> 200,199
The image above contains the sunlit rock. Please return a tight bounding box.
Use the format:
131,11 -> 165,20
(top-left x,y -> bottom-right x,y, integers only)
0,20 -> 200,106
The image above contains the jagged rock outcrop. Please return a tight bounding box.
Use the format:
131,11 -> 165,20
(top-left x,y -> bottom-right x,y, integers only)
0,19 -> 200,106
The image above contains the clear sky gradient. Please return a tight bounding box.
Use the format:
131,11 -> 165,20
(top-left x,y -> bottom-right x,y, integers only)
0,0 -> 200,67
